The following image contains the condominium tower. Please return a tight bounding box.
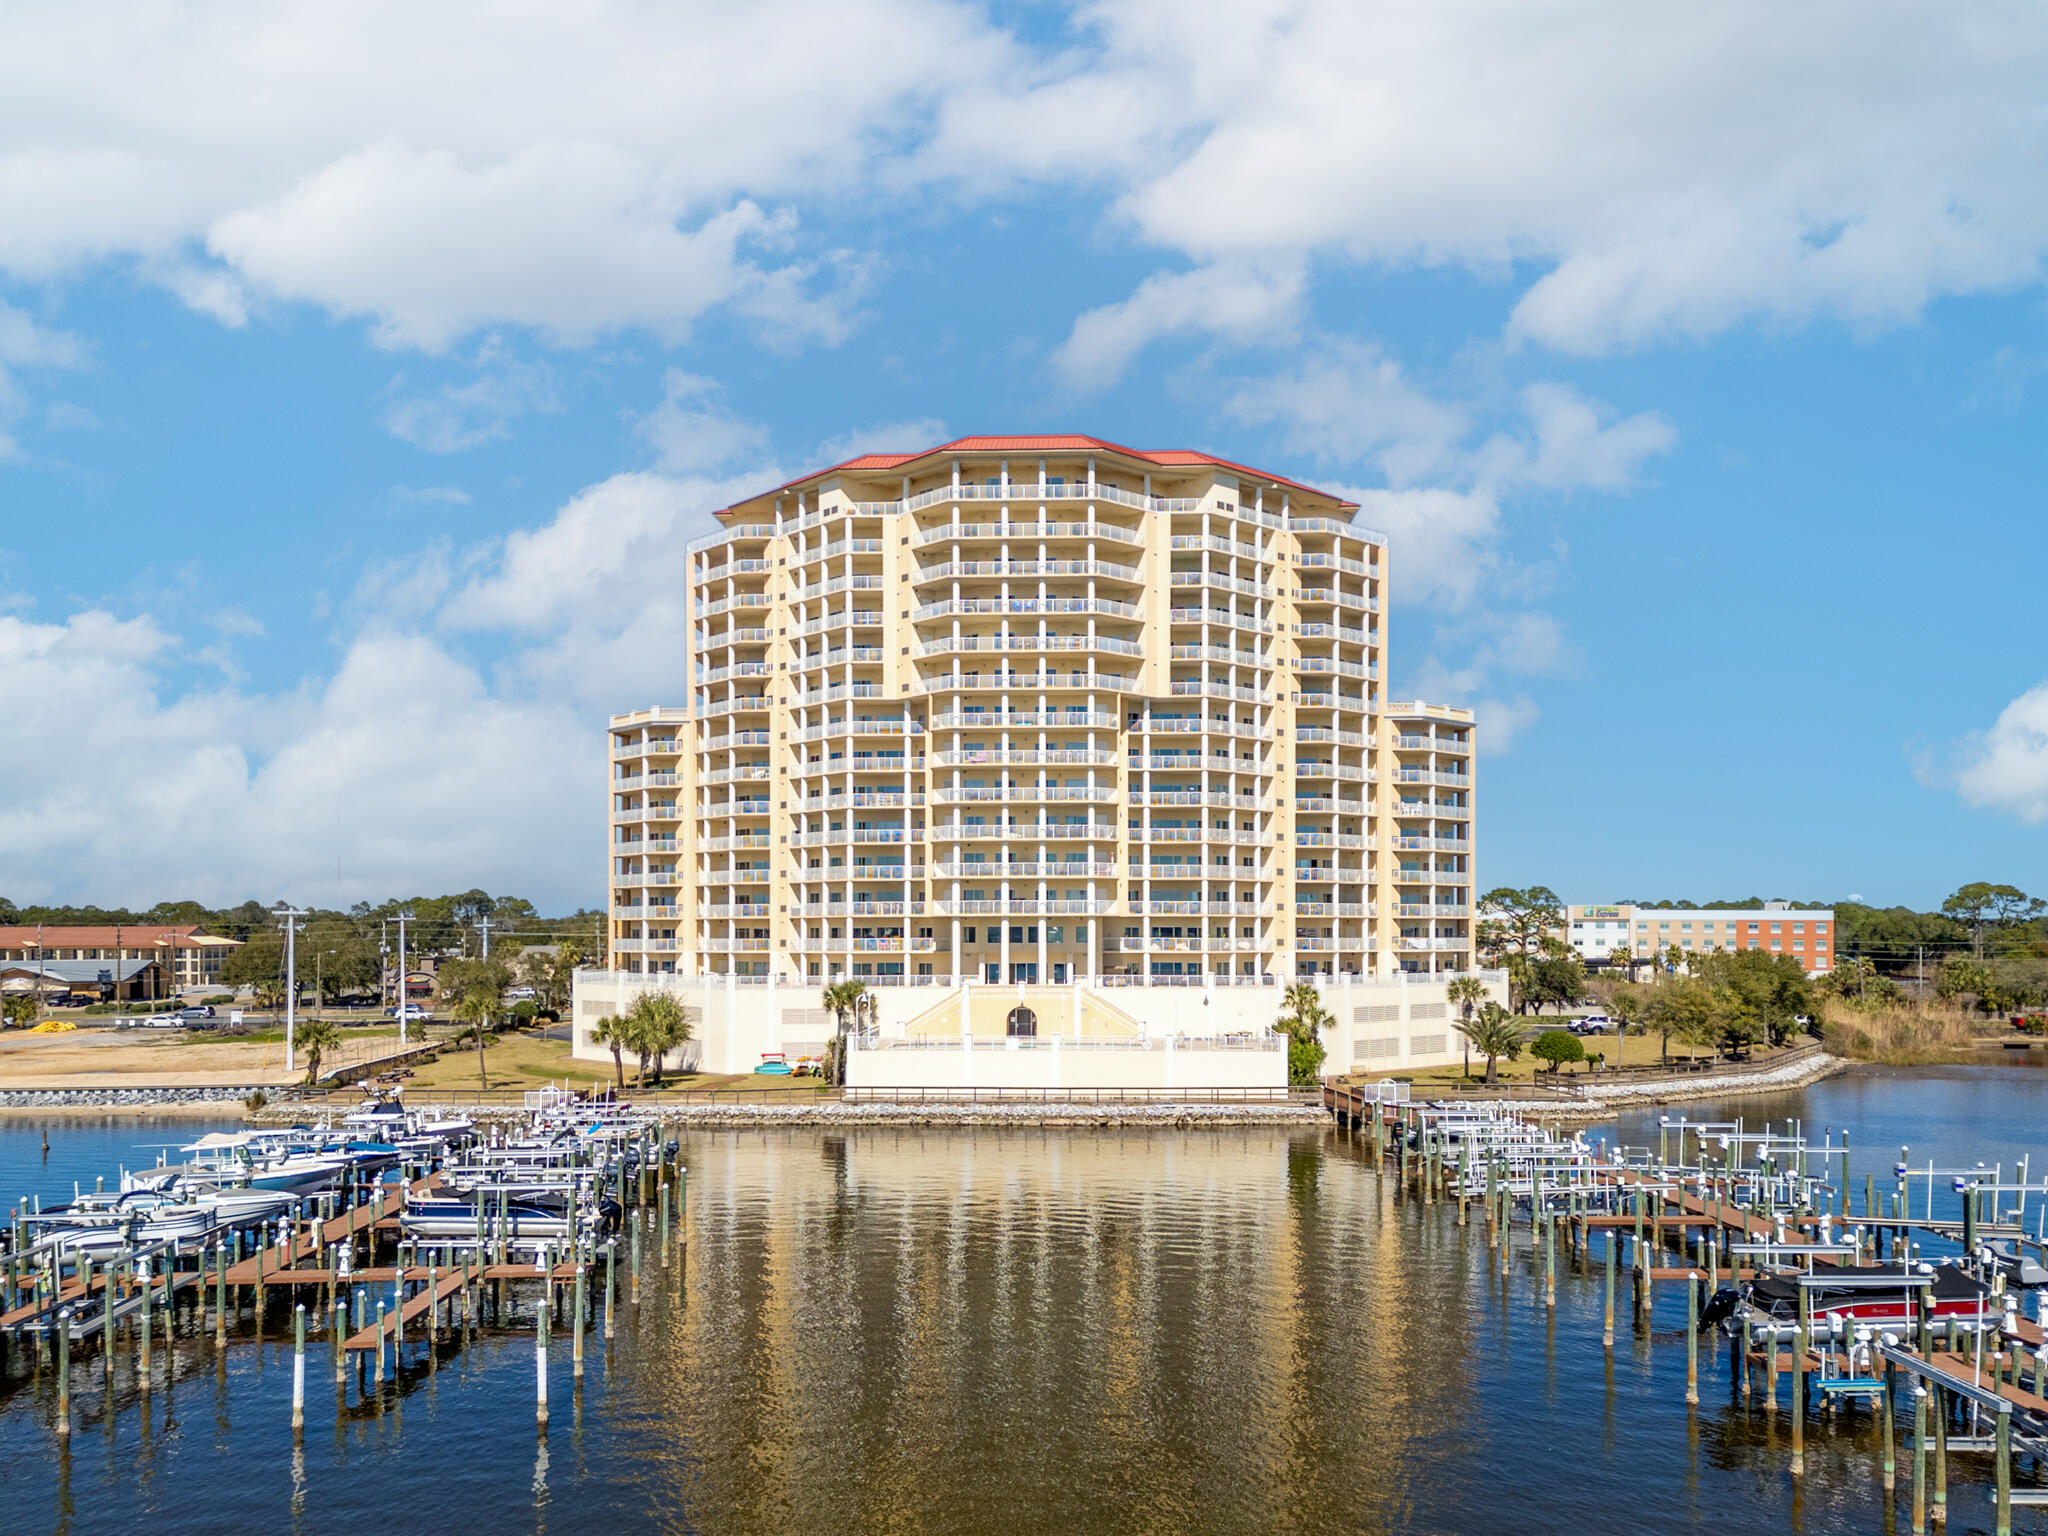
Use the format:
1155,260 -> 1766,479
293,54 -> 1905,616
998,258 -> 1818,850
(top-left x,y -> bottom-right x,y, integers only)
607,435 -> 1476,985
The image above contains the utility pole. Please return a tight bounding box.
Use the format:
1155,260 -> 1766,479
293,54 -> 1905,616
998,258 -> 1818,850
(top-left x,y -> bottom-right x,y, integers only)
478,915 -> 493,960
279,907 -> 308,1075
397,909 -> 414,1047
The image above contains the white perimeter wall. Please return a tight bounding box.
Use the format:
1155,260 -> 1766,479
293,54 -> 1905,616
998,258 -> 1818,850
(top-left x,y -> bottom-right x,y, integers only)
571,970 -> 1508,1082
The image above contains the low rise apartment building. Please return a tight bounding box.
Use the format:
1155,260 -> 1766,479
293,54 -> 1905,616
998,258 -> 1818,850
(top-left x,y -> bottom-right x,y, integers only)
1566,902 -> 1835,975
0,925 -> 242,993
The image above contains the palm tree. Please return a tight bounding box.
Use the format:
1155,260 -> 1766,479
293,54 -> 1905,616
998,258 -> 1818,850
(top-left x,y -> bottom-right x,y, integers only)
1446,975 -> 1488,1078
295,1018 -> 341,1085
590,1012 -> 630,1094
452,989 -> 496,1088
627,993 -> 691,1086
1607,983 -> 1645,1057
821,978 -> 868,1085
1456,1002 -> 1523,1085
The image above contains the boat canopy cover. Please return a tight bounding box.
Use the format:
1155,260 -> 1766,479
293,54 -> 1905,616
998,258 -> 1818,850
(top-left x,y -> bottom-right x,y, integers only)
1750,1264 -> 1984,1309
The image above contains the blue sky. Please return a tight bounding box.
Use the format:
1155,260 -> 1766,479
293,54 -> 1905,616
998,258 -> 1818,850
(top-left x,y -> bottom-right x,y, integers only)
3,1 -> 2047,914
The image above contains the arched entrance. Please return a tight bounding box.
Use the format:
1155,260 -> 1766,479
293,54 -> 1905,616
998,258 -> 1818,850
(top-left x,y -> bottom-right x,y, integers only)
1006,1005 -> 1038,1038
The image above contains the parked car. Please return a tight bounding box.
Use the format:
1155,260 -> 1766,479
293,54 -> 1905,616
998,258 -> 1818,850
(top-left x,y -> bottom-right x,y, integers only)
506,986 -> 537,1000
386,1003 -> 429,1020
1573,1015 -> 1617,1034
177,1004 -> 216,1021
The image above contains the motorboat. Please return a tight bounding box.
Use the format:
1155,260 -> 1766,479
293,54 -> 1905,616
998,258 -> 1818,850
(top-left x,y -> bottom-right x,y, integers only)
1702,1262 -> 1996,1332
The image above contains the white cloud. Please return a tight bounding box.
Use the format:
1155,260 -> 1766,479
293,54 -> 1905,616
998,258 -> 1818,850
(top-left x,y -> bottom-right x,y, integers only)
0,459 -> 776,907
813,417 -> 950,466
1501,383 -> 1677,491
2,3 -> 2046,366
383,339 -> 562,453
634,371 -> 771,475
0,0 -> 1010,348
1472,695 -> 1541,754
1051,0 -> 2048,356
1259,349 -> 1675,606
0,300 -> 86,460
1949,684 -> 2048,824
1055,264 -> 1303,389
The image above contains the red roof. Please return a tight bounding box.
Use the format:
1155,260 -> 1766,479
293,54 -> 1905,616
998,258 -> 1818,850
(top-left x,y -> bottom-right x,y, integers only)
0,924 -> 228,950
723,434 -> 1355,516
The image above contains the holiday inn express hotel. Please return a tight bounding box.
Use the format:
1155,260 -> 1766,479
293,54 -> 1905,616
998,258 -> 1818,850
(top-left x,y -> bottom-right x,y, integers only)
574,435 -> 1500,1086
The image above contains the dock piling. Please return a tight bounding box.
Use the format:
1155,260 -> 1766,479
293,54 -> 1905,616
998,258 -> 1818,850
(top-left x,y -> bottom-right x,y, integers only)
292,1303 -> 306,1439
55,1310 -> 70,1438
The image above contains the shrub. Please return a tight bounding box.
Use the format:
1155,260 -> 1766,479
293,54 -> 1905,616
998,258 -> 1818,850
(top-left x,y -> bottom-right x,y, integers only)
1529,1029 -> 1585,1073
202,994 -> 234,1006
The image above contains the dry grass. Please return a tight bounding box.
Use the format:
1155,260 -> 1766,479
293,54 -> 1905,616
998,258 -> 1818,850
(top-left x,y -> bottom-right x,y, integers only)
1816,997 -> 1985,1064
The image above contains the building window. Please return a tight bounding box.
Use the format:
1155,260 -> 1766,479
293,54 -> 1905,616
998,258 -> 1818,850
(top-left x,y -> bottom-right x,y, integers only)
1006,1005 -> 1037,1037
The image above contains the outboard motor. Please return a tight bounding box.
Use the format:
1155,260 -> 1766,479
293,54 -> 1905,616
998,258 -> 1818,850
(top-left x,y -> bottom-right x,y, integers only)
1699,1286 -> 1741,1332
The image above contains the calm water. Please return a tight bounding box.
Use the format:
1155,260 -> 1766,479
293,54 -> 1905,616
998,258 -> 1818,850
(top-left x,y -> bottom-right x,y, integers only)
0,1068 -> 2043,1535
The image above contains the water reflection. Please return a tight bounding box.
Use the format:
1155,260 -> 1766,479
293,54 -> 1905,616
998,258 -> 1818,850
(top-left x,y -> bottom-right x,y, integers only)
1,1102 -> 2045,1534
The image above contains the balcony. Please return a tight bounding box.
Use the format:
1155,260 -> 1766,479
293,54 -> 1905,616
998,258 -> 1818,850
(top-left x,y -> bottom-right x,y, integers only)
1170,534 -> 1266,560
701,832 -> 772,852
1294,588 -> 1378,615
1139,790 -> 1263,808
701,765 -> 772,786
1168,606 -> 1273,634
1132,900 -> 1267,915
790,828 -> 909,847
1288,516 -> 1386,542
801,609 -> 884,634
793,537 -> 884,561
920,633 -> 1144,659
903,481 -> 1153,513
1295,902 -> 1374,917
933,860 -> 1117,879
612,772 -> 679,791
931,899 -> 1116,915
699,696 -> 769,718
795,901 -> 926,916
912,520 -> 1142,546
934,823 -> 1119,841
800,718 -> 921,742
799,790 -> 923,810
1168,679 -> 1268,703
915,559 -> 1141,584
699,592 -> 773,618
702,937 -> 773,953
1130,753 -> 1252,772
1392,836 -> 1470,853
614,805 -> 682,824
791,573 -> 885,601
699,661 -> 772,685
1139,717 -> 1263,738
1295,832 -> 1374,849
934,785 -> 1117,804
932,709 -> 1117,731
915,596 -> 1142,622
613,737 -> 679,758
918,671 -> 1135,695
1168,571 -> 1269,598
933,747 -> 1118,767
1296,551 -> 1377,577
1168,643 -> 1269,667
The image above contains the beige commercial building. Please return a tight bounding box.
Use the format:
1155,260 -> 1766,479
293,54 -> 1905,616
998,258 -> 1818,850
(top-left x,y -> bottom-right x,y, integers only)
1566,901 -> 1836,975
604,434 -> 1477,988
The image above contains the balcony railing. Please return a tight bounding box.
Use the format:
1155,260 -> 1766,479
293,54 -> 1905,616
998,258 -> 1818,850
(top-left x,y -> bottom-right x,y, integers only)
913,520 -> 1143,546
